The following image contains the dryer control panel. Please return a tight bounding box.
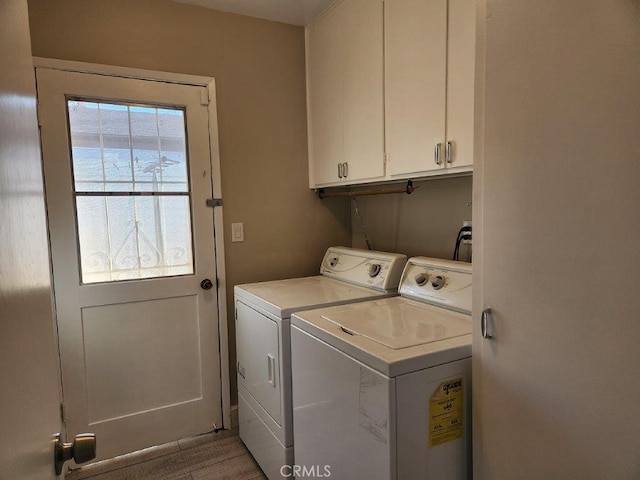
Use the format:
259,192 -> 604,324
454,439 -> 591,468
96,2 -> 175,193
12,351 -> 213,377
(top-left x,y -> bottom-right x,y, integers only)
399,257 -> 472,314
320,247 -> 407,292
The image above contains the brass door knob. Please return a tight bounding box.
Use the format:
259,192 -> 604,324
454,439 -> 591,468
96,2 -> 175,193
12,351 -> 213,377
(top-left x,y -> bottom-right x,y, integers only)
54,432 -> 96,474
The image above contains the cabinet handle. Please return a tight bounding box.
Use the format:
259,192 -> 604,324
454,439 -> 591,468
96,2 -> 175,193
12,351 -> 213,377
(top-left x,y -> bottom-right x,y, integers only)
434,143 -> 442,165
481,308 -> 493,339
445,141 -> 453,164
343,162 -> 348,178
338,163 -> 343,178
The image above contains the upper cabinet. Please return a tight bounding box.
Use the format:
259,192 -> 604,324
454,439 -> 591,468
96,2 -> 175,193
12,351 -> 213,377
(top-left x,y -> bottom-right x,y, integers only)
386,0 -> 475,178
385,0 -> 447,177
306,0 -> 475,188
306,0 -> 385,187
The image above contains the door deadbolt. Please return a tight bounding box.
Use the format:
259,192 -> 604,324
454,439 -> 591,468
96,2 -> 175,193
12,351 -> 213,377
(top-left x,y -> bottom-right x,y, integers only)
54,432 -> 96,475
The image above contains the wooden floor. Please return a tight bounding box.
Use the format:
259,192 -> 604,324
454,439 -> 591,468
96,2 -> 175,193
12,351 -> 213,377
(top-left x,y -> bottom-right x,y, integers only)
66,428 -> 266,480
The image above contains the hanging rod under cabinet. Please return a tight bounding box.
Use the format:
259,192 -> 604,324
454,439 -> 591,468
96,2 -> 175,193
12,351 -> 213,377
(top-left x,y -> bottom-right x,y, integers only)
317,180 -> 416,199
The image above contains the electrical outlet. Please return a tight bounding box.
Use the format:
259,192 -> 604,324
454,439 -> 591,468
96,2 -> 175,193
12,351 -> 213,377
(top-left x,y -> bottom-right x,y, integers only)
231,222 -> 244,242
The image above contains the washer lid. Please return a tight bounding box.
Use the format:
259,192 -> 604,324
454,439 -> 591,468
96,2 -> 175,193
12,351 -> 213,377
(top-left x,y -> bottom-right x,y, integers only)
292,297 -> 472,377
321,299 -> 471,350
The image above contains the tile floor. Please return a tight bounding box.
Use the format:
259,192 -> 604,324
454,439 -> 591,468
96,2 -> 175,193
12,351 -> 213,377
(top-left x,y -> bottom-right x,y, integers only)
66,428 -> 266,480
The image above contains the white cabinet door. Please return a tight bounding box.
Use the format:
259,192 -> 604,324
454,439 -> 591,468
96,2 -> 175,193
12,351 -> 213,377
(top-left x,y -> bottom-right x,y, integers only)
385,0 -> 447,177
307,0 -> 385,187
385,0 -> 475,178
474,0 -> 640,478
445,0 -> 475,171
342,0 -> 385,184
307,4 -> 344,186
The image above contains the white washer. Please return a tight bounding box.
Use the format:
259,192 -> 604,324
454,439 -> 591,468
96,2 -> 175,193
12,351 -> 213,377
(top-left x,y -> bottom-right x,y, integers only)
234,247 -> 407,480
291,257 -> 472,480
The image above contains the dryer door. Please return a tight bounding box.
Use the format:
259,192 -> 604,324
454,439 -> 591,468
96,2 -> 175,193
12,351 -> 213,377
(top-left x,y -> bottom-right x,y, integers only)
236,301 -> 282,425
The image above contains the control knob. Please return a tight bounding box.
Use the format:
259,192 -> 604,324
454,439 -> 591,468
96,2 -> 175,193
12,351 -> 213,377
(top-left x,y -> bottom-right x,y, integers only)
431,275 -> 446,290
415,273 -> 429,286
368,263 -> 382,277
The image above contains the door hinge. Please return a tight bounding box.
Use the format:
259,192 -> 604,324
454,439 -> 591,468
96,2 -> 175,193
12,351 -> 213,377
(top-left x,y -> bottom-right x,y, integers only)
60,402 -> 66,423
237,361 -> 246,379
199,88 -> 210,106
206,198 -> 223,207
36,102 -> 42,127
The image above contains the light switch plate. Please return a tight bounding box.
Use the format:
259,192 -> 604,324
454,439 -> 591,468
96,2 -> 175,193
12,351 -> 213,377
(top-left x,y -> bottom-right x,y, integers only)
231,222 -> 244,242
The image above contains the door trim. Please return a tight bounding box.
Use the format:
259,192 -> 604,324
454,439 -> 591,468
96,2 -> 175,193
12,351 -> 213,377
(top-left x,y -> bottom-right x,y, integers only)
33,57 -> 231,431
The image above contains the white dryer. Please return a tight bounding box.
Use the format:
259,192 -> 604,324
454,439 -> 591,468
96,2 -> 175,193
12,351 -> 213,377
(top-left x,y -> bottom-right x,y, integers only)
291,257 -> 473,480
234,247 -> 407,480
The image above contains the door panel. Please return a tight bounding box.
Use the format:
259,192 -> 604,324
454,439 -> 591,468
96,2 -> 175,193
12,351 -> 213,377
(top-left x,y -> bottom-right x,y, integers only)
474,1 -> 640,478
0,1 -> 61,478
36,68 -> 222,461
82,296 -> 202,424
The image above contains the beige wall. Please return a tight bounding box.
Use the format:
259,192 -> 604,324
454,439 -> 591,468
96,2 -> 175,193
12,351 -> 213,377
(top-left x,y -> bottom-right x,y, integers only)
26,0 -> 351,407
351,176 -> 473,261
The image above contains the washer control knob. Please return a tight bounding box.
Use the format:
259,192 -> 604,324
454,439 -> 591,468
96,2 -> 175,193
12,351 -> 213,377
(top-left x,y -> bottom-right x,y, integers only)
328,256 -> 339,268
431,275 -> 446,290
368,263 -> 382,277
415,273 -> 429,286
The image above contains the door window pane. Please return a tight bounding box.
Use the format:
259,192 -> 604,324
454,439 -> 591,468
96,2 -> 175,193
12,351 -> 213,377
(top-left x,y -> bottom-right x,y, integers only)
67,100 -> 194,284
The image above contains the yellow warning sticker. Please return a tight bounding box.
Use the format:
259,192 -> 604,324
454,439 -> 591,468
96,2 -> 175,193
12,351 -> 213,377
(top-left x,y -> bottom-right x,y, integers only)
428,377 -> 464,447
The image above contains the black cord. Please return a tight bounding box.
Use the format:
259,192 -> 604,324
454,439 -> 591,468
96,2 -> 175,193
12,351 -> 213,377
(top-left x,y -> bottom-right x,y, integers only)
453,235 -> 462,261
453,226 -> 472,261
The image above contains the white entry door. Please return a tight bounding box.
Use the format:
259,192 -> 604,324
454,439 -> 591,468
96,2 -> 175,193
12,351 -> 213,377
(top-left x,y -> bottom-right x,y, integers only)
36,68 -> 223,461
